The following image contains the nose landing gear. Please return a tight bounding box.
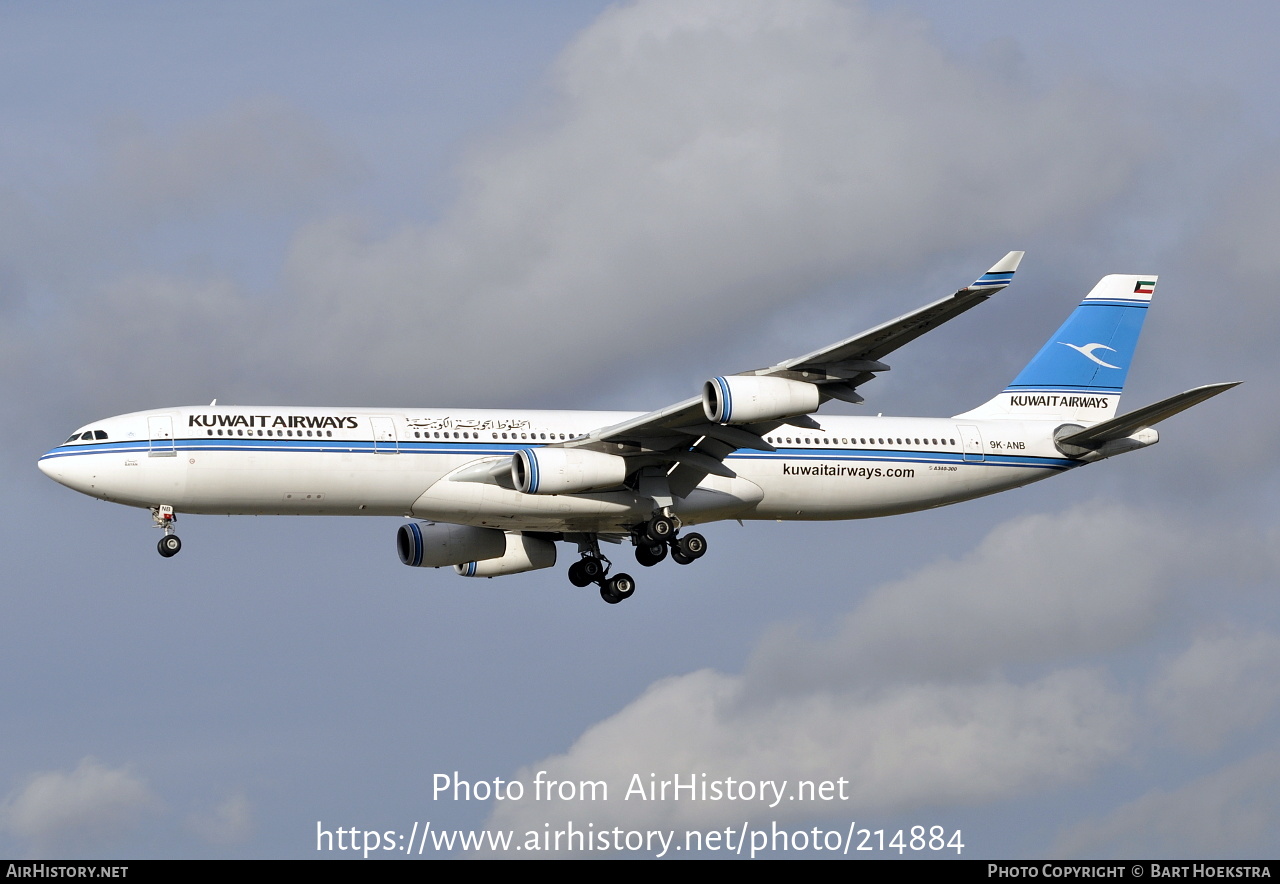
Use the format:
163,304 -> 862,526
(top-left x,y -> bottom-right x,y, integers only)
151,505 -> 182,557
157,534 -> 182,557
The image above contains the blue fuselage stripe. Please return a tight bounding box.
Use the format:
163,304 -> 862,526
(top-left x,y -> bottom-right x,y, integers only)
42,439 -> 1073,472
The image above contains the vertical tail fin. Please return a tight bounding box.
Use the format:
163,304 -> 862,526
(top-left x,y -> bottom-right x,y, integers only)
955,274 -> 1156,422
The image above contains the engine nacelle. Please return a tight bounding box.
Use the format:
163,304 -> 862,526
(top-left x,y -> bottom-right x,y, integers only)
456,533 -> 557,577
511,447 -> 629,495
703,375 -> 821,424
396,522 -> 506,568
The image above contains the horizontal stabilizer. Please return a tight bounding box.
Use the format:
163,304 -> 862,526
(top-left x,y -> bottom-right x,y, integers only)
1058,382 -> 1239,449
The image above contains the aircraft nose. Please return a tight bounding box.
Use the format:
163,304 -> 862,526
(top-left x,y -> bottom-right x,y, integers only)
37,452 -> 57,478
38,449 -> 85,491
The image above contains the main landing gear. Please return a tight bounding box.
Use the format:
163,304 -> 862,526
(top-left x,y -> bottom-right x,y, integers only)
152,505 -> 182,557
633,513 -> 707,569
565,517 -> 709,605
567,536 -> 636,604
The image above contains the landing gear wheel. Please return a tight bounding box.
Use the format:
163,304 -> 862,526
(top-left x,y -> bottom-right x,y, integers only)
605,573 -> 635,602
569,557 -> 606,587
671,546 -> 694,565
635,541 -> 667,567
568,560 -> 591,587
676,532 -> 707,560
645,515 -> 676,543
157,535 -> 182,558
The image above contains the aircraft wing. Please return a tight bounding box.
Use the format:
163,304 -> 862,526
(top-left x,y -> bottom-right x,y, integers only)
557,252 -> 1025,496
765,250 -> 1026,403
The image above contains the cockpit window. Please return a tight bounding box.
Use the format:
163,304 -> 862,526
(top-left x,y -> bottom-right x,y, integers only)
64,430 -> 108,444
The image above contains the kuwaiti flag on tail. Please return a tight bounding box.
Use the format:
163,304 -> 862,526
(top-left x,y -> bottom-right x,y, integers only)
1134,279 -> 1156,295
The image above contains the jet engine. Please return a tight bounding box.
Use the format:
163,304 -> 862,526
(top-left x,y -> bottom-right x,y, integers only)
396,522 -> 506,568
456,533 -> 556,577
702,375 -> 821,424
511,447 -> 629,495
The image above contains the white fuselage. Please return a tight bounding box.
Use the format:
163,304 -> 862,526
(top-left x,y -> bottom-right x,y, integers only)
38,405 -> 1081,533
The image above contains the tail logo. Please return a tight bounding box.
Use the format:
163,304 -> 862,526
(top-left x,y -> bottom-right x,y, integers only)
1058,341 -> 1122,369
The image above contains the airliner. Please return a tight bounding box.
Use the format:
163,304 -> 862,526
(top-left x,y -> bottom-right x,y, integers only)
38,253 -> 1236,603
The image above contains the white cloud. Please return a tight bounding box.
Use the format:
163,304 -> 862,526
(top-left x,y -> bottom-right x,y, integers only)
24,0 -> 1152,411
487,667 -> 1130,838
746,504 -> 1219,693
271,0 -> 1145,402
482,502 -> 1278,843
1148,628 -> 1280,753
483,504 -> 1201,840
0,758 -> 161,857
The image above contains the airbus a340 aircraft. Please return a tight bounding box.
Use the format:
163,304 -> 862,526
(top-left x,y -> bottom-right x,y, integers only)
40,253 -> 1236,603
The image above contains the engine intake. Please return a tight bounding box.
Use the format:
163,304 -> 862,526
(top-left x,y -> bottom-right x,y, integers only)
511,447 -> 629,495
703,375 -> 820,424
396,522 -> 506,568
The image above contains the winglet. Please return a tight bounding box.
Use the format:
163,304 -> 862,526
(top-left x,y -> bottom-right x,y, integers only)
966,250 -> 1025,292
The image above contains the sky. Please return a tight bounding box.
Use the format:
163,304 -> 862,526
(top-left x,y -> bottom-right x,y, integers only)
2,0 -> 1278,859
